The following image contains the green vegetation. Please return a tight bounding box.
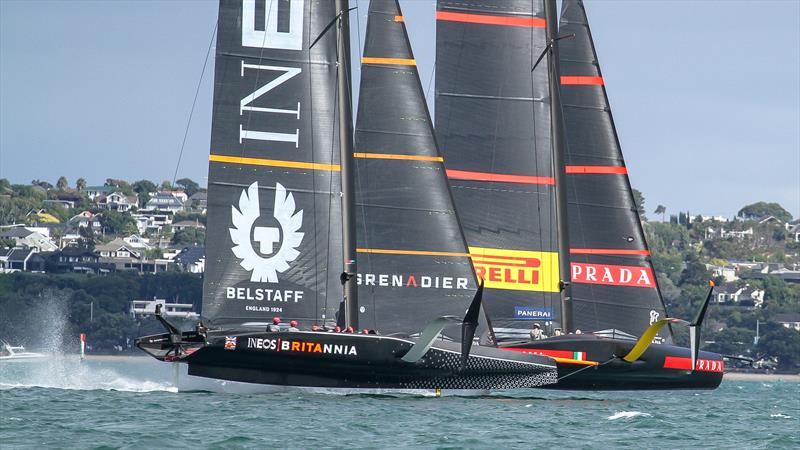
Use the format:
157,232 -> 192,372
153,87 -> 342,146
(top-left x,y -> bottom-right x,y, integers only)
737,201 -> 793,222
0,272 -> 202,353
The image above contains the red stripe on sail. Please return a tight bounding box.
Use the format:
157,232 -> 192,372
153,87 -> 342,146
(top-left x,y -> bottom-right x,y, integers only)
436,11 -> 546,28
561,76 -> 604,85
570,248 -> 650,256
565,165 -> 628,174
446,169 -> 554,185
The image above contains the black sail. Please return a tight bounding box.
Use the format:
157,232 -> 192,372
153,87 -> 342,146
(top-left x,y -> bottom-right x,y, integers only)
203,0 -> 343,326
559,0 -> 670,341
435,0 -> 561,336
354,0 -> 477,337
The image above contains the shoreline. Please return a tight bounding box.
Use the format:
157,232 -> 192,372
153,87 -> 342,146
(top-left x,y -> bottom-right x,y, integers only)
724,372 -> 800,382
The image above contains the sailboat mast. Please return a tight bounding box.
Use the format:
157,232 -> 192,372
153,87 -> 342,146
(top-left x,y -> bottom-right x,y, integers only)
335,0 -> 359,329
544,0 -> 573,333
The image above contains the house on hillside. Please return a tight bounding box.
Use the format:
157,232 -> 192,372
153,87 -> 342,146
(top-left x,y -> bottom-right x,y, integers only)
131,211 -> 172,235
159,190 -> 188,203
172,220 -> 206,232
95,238 -> 142,259
772,313 -> 800,332
185,192 -> 207,211
705,263 -> 739,282
47,247 -> 114,274
757,215 -> 785,226
43,199 -> 76,209
96,238 -> 169,273
85,186 -> 115,200
704,226 -> 754,240
787,219 -> 800,241
174,245 -> 205,273
742,264 -> 800,284
123,234 -> 152,250
97,192 -> 138,212
0,248 -> 47,272
0,227 -> 58,252
145,193 -> 184,213
68,211 -> 102,230
714,283 -> 764,307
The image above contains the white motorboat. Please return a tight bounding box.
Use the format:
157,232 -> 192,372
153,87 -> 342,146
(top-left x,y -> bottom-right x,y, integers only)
0,341 -> 47,361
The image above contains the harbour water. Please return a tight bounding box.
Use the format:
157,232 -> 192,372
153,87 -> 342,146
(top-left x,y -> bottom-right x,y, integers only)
1,356 -> 798,449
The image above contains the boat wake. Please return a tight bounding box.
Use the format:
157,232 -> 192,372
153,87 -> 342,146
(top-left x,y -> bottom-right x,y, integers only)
607,411 -> 652,420
0,357 -> 176,393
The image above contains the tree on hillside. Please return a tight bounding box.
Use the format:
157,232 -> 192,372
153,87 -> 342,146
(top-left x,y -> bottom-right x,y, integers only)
160,180 -> 173,191
31,179 -> 53,190
132,180 -> 157,194
737,202 -> 792,222
679,253 -> 713,286
172,227 -> 205,247
100,211 -> 138,235
757,323 -> 800,370
632,188 -> 646,221
76,178 -> 87,191
56,176 -> 68,191
654,205 -> 666,222
175,178 -> 200,197
104,179 -> 134,195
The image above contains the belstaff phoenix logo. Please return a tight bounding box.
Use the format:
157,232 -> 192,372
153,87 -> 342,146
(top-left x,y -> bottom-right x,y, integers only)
230,182 -> 304,282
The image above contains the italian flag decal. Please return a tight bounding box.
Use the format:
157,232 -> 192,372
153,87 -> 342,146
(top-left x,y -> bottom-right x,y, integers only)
572,351 -> 586,361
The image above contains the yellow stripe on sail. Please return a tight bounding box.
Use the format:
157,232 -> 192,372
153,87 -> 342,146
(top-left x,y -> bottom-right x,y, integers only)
209,154 -> 340,171
353,153 -> 443,162
361,57 -> 416,66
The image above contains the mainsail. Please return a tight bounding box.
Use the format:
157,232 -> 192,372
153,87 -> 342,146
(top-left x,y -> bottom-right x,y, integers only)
354,0 -> 477,336
435,0 -> 561,333
558,0 -> 670,340
203,0 -> 343,326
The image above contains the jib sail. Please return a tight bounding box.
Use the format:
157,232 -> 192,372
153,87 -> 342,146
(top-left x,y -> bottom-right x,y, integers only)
558,0 -> 670,341
354,0 -> 477,337
202,0 -> 343,326
435,0 -> 561,335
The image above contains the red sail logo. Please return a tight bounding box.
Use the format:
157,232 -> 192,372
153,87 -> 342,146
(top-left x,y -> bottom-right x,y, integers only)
571,263 -> 655,288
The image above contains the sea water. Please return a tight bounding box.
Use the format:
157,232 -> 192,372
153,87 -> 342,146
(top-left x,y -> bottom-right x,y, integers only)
1,356 -> 798,449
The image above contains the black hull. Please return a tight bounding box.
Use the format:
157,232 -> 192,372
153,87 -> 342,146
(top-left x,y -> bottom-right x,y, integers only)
501,334 -> 724,390
137,330 -> 557,391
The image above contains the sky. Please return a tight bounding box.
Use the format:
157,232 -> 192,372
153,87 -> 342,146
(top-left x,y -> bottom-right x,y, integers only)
1,0 -> 798,219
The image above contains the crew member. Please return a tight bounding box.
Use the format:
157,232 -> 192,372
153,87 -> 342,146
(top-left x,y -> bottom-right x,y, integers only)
195,321 -> 207,337
529,323 -> 545,340
268,317 -> 281,332
553,328 -> 563,337
345,326 -> 355,333
288,320 -> 299,332
311,324 -> 322,332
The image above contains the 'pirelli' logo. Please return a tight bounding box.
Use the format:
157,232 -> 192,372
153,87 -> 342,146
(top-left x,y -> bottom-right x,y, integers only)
469,247 -> 560,292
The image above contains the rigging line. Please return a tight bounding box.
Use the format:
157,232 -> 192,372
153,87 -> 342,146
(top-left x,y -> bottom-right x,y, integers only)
527,0 -> 550,319
308,0 -> 320,324
556,356 -> 617,382
325,20 -> 341,326
172,21 -> 217,186
354,0 -> 378,328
